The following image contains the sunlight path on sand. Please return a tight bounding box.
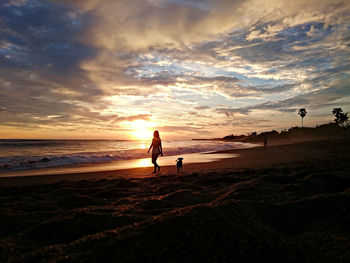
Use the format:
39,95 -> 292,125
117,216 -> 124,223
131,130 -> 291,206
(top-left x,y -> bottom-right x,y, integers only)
0,152 -> 238,178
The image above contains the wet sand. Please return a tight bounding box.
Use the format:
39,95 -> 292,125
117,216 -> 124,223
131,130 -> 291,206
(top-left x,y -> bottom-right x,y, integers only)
1,139 -> 349,262
0,151 -> 240,179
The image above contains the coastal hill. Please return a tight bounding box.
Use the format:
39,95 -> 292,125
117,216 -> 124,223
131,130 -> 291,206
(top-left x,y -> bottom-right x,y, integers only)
221,123 -> 350,144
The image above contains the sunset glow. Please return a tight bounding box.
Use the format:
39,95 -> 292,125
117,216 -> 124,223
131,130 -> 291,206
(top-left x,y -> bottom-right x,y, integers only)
129,120 -> 155,140
0,0 -> 349,139
136,158 -> 152,168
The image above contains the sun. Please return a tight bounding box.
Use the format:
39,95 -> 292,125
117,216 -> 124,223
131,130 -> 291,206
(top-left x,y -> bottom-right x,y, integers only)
129,120 -> 155,140
131,128 -> 152,140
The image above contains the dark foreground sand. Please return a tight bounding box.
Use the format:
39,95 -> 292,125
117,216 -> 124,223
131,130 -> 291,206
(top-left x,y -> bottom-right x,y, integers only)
1,139 -> 350,262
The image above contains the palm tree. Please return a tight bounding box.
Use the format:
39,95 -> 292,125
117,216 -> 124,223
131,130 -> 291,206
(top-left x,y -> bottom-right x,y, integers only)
333,108 -> 349,127
298,108 -> 307,127
340,113 -> 349,127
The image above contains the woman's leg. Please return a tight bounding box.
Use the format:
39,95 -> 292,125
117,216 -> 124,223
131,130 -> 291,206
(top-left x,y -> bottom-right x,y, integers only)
155,155 -> 160,171
152,154 -> 159,173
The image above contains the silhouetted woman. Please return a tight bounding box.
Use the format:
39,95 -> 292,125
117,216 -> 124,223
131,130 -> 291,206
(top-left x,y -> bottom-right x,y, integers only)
148,130 -> 163,173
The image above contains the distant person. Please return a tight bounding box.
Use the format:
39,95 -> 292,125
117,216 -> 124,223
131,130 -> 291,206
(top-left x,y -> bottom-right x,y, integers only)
264,137 -> 267,149
148,130 -> 163,173
176,157 -> 183,175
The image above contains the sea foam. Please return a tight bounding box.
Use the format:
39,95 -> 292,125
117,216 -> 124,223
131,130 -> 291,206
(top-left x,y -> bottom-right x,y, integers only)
0,140 -> 255,171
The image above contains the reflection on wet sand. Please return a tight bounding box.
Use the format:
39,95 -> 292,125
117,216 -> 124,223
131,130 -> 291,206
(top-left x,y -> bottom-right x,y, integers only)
135,158 -> 152,168
0,152 -> 238,178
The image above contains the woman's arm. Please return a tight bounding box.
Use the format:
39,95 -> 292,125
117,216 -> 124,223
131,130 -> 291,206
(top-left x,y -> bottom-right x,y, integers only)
147,141 -> 153,153
160,141 -> 163,156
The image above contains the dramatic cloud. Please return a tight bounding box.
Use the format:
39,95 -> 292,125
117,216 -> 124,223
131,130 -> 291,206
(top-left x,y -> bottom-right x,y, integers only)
0,0 -> 349,138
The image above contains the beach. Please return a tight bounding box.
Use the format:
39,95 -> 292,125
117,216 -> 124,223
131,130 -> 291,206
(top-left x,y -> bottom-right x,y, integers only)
1,138 -> 349,262
2,1 -> 350,262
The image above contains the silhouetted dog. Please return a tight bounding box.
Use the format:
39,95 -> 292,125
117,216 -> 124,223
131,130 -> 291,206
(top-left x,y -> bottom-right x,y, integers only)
176,157 -> 183,175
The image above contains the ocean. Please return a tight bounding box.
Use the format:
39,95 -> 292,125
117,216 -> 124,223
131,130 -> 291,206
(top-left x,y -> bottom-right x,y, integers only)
0,139 -> 256,175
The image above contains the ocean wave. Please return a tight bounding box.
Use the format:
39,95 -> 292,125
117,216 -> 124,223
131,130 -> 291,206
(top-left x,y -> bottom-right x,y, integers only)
0,142 -> 255,171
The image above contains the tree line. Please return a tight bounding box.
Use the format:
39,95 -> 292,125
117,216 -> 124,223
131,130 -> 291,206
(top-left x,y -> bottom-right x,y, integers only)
298,107 -> 349,127
223,107 -> 349,141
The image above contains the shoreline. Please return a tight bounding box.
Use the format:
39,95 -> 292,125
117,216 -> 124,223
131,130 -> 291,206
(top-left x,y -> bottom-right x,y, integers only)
0,151 -> 240,180
0,138 -> 340,187
0,140 -> 254,177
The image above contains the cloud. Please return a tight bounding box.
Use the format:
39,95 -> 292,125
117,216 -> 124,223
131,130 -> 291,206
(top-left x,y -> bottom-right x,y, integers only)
216,80 -> 350,116
48,0 -> 246,51
194,105 -> 211,110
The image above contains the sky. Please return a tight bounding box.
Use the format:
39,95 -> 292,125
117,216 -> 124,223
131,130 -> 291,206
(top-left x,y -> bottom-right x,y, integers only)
0,0 -> 349,140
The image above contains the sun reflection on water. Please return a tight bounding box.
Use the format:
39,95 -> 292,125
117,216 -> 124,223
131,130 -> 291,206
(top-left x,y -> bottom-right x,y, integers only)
139,143 -> 147,149
136,158 -> 151,167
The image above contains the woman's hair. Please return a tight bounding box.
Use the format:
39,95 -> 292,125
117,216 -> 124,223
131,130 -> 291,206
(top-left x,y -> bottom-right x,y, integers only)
153,130 -> 160,139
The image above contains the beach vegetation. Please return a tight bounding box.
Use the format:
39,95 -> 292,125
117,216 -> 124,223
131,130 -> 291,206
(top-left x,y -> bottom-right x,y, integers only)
332,108 -> 349,127
298,108 -> 307,127
222,124 -> 349,143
